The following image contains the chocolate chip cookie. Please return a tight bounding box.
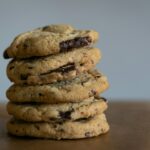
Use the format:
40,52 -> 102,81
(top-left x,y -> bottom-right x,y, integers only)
7,97 -> 107,122
7,47 -> 101,85
6,70 -> 109,103
7,113 -> 109,139
4,24 -> 98,59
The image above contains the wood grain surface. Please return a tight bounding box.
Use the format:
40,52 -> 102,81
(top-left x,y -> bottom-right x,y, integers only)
0,101 -> 150,150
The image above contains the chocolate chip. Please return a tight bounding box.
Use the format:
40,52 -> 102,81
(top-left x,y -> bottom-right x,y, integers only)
35,125 -> 40,130
85,132 -> 91,137
55,63 -> 75,74
81,82 -> 84,86
39,93 -> 43,96
101,97 -> 107,102
28,66 -> 33,69
49,117 -> 57,121
20,74 -> 28,80
23,39 -> 31,49
74,116 -> 93,123
9,66 -> 14,70
16,44 -> 19,48
23,43 -> 28,49
91,89 -> 97,95
80,63 -> 84,66
95,75 -> 101,78
53,124 -> 57,128
40,63 -> 75,75
60,36 -> 92,52
59,110 -> 72,120
3,50 -> 10,59
74,118 -> 88,121
60,43 -> 68,50
15,130 -> 18,133
42,25 -> 49,31
57,121 -> 63,125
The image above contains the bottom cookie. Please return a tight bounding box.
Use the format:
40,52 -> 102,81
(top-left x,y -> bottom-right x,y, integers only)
7,114 -> 109,139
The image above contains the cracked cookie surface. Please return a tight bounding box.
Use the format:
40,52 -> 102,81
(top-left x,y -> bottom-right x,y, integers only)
4,24 -> 98,59
7,47 -> 101,85
7,113 -> 109,139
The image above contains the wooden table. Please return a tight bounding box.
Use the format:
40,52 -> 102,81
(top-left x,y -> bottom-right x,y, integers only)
0,101 -> 150,150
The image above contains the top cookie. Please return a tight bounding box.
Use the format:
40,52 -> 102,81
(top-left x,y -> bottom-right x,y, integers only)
3,24 -> 99,59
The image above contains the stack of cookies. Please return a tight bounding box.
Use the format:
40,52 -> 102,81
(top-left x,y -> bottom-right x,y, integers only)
4,24 -> 110,139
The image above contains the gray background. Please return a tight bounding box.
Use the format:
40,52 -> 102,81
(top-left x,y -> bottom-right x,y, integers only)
0,0 -> 150,102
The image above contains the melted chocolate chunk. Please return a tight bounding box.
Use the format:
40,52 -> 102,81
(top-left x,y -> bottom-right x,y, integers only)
74,118 -> 88,122
74,117 -> 92,122
40,63 -> 75,75
59,110 -> 72,120
3,50 -> 9,59
60,36 -> 92,52
54,63 -> 75,73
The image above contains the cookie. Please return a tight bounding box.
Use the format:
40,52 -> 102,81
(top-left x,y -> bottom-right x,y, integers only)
7,113 -> 109,139
6,70 -> 109,103
7,47 -> 101,85
7,97 -> 107,122
3,24 -> 99,59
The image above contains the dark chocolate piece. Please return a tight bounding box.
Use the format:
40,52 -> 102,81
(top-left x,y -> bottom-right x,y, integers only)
49,118 -> 57,121
59,110 -> 72,120
35,125 -> 40,130
23,43 -> 28,49
28,66 -> 33,69
15,130 -> 18,133
40,63 -> 75,76
60,36 -> 92,52
38,93 -> 44,96
74,117 -> 93,122
54,63 -> 75,73
95,74 -> 101,78
101,97 -> 107,102
91,89 -> 97,95
3,50 -> 9,59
